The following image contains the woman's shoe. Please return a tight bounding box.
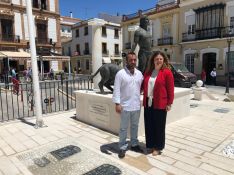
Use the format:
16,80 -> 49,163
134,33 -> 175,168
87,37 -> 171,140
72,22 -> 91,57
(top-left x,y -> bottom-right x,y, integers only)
152,149 -> 160,156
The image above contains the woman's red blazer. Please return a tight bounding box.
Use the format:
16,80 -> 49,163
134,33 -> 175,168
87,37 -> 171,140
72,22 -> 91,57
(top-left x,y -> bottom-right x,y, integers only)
142,68 -> 174,109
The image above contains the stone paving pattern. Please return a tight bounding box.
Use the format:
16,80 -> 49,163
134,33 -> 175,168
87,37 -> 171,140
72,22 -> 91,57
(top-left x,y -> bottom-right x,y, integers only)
16,138 -> 138,175
0,94 -> 234,174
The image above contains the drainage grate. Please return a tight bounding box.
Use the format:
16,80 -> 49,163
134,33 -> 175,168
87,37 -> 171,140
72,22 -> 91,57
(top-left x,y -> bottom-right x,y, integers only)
190,104 -> 199,108
33,157 -> 50,167
83,164 -> 122,175
50,145 -> 81,160
213,108 -> 230,113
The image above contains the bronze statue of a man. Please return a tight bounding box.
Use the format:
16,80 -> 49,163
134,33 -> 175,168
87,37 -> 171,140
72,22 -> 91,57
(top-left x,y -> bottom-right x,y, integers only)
131,16 -> 152,73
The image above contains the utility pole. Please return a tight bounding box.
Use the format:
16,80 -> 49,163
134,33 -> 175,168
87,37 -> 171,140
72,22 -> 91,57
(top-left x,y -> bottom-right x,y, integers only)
26,0 -> 45,128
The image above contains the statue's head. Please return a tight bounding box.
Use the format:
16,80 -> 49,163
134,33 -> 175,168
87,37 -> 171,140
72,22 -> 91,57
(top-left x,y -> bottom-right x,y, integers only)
139,16 -> 149,29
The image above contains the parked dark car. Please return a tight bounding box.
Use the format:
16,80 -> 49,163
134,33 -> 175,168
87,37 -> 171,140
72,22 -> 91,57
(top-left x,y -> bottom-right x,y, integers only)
170,62 -> 197,88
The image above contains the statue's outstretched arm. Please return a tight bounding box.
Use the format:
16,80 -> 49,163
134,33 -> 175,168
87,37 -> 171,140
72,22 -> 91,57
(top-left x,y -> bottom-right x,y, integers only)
131,43 -> 137,52
131,30 -> 140,52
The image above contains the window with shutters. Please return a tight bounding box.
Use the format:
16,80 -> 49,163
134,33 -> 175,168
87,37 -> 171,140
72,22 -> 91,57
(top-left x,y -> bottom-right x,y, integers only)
75,29 -> 79,37
86,60 -> 89,70
230,16 -> 234,27
185,54 -> 195,73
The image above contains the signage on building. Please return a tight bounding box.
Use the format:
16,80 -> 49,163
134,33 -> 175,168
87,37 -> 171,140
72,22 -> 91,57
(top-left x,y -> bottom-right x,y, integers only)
51,61 -> 58,71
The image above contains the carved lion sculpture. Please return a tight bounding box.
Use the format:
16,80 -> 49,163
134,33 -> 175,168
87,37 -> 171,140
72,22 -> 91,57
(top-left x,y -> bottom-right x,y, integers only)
91,63 -> 121,94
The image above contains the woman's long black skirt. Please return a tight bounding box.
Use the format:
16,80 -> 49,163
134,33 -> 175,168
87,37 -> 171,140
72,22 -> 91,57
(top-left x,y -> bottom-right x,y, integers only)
144,102 -> 167,150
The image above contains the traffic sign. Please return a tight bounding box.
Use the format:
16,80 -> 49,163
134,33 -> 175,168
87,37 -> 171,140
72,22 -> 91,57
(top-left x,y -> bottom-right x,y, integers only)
50,97 -> 54,103
44,98 -> 49,103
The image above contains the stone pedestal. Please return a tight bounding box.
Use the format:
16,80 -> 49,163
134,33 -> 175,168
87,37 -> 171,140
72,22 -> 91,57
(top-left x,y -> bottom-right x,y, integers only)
75,87 -> 191,136
192,87 -> 205,100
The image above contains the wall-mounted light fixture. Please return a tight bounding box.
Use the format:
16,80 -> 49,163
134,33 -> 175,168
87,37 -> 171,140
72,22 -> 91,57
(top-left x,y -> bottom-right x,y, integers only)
218,63 -> 223,70
194,52 -> 199,58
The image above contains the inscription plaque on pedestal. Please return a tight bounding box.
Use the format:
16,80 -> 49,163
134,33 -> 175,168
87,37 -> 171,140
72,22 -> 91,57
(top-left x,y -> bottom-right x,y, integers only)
88,102 -> 110,127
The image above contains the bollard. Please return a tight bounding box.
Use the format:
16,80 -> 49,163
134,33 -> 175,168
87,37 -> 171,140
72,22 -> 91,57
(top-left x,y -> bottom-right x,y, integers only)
192,80 -> 204,101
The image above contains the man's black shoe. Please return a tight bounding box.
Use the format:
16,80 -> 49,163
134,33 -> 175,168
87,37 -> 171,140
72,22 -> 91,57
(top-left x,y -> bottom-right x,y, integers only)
131,145 -> 144,153
118,150 -> 126,159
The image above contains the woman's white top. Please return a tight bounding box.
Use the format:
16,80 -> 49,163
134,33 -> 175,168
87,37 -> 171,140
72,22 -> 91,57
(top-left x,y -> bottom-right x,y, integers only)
147,69 -> 158,107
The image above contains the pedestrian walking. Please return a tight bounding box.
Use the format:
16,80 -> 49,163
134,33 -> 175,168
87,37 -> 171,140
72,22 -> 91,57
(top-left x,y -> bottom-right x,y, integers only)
210,68 -> 216,86
49,68 -> 54,80
11,68 -> 17,79
201,69 -> 206,87
27,67 -> 32,82
112,52 -> 144,159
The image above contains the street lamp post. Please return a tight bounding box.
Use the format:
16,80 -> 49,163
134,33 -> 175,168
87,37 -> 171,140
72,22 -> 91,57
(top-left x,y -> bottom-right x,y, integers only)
26,0 -> 44,128
225,29 -> 232,94
39,47 -> 44,81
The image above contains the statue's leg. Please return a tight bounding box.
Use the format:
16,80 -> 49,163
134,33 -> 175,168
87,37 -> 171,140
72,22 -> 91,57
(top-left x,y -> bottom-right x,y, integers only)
137,51 -> 143,72
104,81 -> 113,92
144,52 -> 152,72
138,59 -> 142,72
139,54 -> 147,73
98,80 -> 105,93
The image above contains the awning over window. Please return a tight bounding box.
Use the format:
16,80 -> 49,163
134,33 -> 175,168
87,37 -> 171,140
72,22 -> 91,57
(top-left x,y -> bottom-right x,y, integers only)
111,57 -> 122,60
0,52 -> 5,58
0,50 -> 31,60
0,50 -> 70,61
102,57 -> 111,63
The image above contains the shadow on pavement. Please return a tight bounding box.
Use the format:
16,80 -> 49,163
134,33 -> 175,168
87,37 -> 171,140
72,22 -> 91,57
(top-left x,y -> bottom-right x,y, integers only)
100,142 -> 119,155
18,118 -> 35,126
100,141 -> 149,155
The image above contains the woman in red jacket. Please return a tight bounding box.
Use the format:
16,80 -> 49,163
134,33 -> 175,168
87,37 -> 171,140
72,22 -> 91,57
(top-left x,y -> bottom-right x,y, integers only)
142,51 -> 174,156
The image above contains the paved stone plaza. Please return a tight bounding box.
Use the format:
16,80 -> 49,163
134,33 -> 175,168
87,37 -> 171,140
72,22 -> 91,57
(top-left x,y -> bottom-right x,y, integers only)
0,87 -> 234,175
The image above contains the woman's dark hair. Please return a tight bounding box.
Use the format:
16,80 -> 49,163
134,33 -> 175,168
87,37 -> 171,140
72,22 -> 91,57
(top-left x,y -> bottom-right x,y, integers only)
146,51 -> 170,73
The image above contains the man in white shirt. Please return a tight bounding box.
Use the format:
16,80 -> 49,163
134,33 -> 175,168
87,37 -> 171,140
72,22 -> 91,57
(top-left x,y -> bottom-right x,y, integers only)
210,68 -> 216,85
112,52 -> 143,158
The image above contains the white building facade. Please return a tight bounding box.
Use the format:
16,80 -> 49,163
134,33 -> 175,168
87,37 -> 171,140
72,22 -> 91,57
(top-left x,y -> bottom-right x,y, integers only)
122,0 -> 180,62
179,0 -> 234,86
60,15 -> 81,42
69,18 -> 122,74
0,0 -> 69,79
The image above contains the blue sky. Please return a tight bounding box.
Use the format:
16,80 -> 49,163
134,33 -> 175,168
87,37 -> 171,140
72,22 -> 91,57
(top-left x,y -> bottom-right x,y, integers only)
59,0 -> 158,19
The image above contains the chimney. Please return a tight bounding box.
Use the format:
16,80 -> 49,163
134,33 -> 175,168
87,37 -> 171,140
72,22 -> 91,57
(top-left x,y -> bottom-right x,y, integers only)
70,11 -> 73,18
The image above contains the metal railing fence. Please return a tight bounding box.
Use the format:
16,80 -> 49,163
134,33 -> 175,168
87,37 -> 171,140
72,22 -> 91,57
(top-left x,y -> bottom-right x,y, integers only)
0,76 -> 93,122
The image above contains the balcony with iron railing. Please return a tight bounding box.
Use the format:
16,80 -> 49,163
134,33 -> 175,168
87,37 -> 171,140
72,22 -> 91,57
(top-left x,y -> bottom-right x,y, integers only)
0,34 -> 20,43
158,37 -> 173,46
32,2 -> 47,10
182,33 -> 196,42
35,37 -> 51,45
114,35 -> 119,39
102,33 -> 107,37
122,1 -> 179,21
156,1 -> 178,12
195,27 -> 223,40
102,50 -> 109,56
83,50 -> 90,55
114,51 -> 120,56
182,26 -> 234,42
125,42 -> 131,49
